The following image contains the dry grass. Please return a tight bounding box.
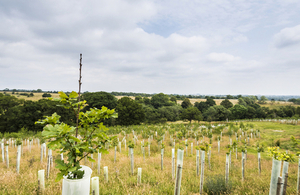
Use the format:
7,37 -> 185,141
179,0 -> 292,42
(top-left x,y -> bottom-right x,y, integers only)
1,123 -> 300,194
177,99 -> 239,106
0,92 -> 60,101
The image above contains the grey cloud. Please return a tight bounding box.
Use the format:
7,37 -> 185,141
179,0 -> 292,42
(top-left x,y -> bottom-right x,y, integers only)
1,0 -> 300,95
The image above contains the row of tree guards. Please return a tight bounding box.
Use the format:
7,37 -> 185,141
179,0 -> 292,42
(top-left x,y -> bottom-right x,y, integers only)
1,128 -> 300,194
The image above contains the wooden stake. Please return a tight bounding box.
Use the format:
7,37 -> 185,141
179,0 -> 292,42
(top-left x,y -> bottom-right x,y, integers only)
196,150 -> 199,176
258,153 -> 261,176
175,165 -> 182,195
46,155 -> 50,179
277,177 -> 282,195
199,151 -> 205,195
297,159 -> 300,194
161,148 -> 164,171
283,173 -> 288,195
172,149 -> 175,180
242,157 -> 245,181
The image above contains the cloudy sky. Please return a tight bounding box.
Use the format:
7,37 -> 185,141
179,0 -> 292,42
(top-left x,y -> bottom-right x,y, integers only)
1,0 -> 300,96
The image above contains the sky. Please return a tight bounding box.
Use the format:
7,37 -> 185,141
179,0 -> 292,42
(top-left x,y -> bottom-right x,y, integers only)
1,0 -> 300,96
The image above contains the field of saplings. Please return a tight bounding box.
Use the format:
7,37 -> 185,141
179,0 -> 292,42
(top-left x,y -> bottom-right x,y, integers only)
1,120 -> 300,194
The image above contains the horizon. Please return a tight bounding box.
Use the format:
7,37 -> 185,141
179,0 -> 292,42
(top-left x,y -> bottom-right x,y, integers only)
1,88 -> 300,98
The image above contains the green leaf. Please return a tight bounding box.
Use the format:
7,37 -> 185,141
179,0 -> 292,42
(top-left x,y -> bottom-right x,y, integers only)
69,136 -> 81,143
69,91 -> 78,99
58,91 -> 68,99
87,156 -> 96,162
55,172 -> 64,182
68,166 -> 78,172
55,159 -> 68,170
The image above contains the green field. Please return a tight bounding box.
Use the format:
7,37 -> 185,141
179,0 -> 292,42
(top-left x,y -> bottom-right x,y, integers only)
1,121 -> 300,194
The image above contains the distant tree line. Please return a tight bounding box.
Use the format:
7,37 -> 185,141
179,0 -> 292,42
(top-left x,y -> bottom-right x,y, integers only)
2,88 -> 299,101
1,91 -> 300,133
2,88 -> 59,93
288,98 -> 300,105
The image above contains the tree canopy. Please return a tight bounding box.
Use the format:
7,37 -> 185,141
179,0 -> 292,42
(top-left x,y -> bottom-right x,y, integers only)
150,93 -> 175,109
180,107 -> 202,123
220,99 -> 233,109
116,97 -> 145,126
181,98 -> 192,109
82,91 -> 118,110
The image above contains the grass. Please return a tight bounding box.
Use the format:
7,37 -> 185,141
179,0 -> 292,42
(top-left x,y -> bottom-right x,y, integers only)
0,92 -> 60,101
1,121 -> 300,194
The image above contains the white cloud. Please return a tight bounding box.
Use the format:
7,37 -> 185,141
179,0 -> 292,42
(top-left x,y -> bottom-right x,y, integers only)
273,24 -> 300,48
207,53 -> 240,63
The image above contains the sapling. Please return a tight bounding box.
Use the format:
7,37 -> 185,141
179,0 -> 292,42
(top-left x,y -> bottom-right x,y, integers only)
38,170 -> 45,194
5,142 -> 9,168
257,144 -> 264,176
280,152 -> 295,195
195,146 -> 200,176
1,142 -> 4,163
297,157 -> 300,195
226,144 -> 232,168
241,147 -> 246,181
217,136 -> 220,153
104,166 -> 108,183
46,150 -> 50,179
128,141 -> 135,175
36,90 -> 117,182
199,146 -> 206,194
268,147 -> 283,195
97,152 -> 101,175
16,139 -> 22,174
161,143 -> 165,171
49,149 -> 53,167
174,148 -> 184,195
43,143 -> 46,158
137,168 -> 142,185
208,145 -> 211,170
91,177 -> 99,195
143,142 -> 147,161
148,141 -> 151,157
112,137 -> 118,163
29,138 -> 32,153
185,142 -> 188,157
225,153 -> 230,185
91,153 -> 94,169
172,148 -> 175,180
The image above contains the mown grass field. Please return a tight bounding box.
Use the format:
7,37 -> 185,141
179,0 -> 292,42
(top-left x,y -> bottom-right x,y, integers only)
1,121 -> 300,194
0,92 -> 60,101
